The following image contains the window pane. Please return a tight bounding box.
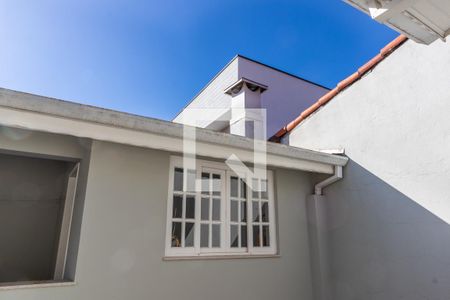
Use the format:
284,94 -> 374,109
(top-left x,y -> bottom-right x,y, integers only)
212,224 -> 220,248
186,196 -> 195,219
230,176 -> 238,198
241,201 -> 247,222
231,200 -> 239,222
171,222 -> 182,247
212,198 -> 220,221
240,179 -> 247,199
252,178 -> 259,198
262,225 -> 270,247
174,168 -> 183,191
201,197 -> 209,221
200,224 -> 209,248
261,202 -> 269,222
253,225 -> 261,247
261,179 -> 268,199
201,172 -> 210,195
252,201 -> 260,222
185,222 -> 195,247
241,225 -> 247,247
187,169 -> 196,192
230,225 -> 239,248
172,195 -> 183,218
212,174 -> 221,196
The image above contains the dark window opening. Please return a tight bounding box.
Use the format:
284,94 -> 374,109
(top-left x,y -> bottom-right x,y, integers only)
0,152 -> 79,285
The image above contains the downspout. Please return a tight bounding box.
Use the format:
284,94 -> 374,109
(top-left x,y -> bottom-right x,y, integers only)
308,165 -> 343,300
314,165 -> 343,195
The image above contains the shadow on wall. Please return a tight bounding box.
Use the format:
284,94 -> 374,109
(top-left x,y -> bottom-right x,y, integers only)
323,159 -> 450,300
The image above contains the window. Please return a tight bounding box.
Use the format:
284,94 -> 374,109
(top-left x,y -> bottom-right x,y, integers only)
165,157 -> 276,257
0,152 -> 80,285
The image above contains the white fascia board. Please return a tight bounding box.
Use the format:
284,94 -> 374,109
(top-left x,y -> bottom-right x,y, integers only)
0,89 -> 347,174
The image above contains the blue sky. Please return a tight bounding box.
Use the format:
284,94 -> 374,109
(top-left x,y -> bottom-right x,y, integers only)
0,0 -> 396,121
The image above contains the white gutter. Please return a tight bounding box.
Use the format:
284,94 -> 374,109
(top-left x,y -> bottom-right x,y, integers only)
314,165 -> 343,195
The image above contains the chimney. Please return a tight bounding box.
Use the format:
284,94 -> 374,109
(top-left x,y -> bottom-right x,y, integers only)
224,78 -> 268,139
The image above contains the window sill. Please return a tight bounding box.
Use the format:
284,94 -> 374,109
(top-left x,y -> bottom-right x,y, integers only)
163,254 -> 281,261
0,280 -> 76,291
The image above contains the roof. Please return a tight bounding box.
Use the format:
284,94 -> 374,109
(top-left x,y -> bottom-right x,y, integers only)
271,35 -> 408,141
0,87 -> 348,174
345,0 -> 450,45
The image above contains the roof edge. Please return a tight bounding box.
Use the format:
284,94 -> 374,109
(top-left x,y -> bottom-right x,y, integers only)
237,54 -> 332,90
172,54 -> 240,122
173,54 -> 332,122
0,87 -> 348,171
270,35 -> 408,142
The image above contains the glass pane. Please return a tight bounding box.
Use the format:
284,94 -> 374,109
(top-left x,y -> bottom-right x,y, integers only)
262,225 -> 270,247
230,176 -> 238,198
240,179 -> 247,198
174,168 -> 183,191
212,198 -> 220,221
252,178 -> 259,198
171,222 -> 182,247
241,225 -> 247,247
186,196 -> 195,219
230,225 -> 239,248
172,195 -> 183,218
261,179 -> 268,199
201,172 -> 210,195
231,200 -> 239,222
200,224 -> 209,248
241,201 -> 247,222
252,201 -> 260,222
185,222 -> 195,247
201,197 -> 209,221
187,169 -> 196,192
261,202 -> 269,222
253,225 -> 261,247
212,224 -> 220,248
212,174 -> 221,196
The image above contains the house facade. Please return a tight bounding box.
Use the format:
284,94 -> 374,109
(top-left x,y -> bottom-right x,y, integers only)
1,1 -> 449,299
0,88 -> 347,300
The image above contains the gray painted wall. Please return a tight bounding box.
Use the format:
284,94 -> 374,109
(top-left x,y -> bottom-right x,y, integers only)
286,39 -> 450,299
0,139 -> 317,300
0,154 -> 71,282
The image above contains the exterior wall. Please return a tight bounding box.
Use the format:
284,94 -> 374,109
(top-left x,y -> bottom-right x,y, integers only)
286,39 -> 450,299
238,57 -> 329,138
173,58 -> 239,128
173,56 -> 329,138
0,140 -> 316,300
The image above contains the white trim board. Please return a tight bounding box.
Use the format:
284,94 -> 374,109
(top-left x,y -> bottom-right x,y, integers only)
0,88 -> 347,174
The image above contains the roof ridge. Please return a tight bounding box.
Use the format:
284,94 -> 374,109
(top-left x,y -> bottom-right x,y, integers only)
270,35 -> 408,142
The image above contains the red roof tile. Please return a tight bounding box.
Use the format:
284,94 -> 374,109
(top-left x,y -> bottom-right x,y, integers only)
271,35 -> 408,142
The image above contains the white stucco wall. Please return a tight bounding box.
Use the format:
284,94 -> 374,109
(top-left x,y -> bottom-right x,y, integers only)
173,58 -> 239,128
286,39 -> 450,299
0,139 -> 317,300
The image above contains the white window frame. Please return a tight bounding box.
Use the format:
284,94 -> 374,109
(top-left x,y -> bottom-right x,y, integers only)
165,156 -> 277,257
